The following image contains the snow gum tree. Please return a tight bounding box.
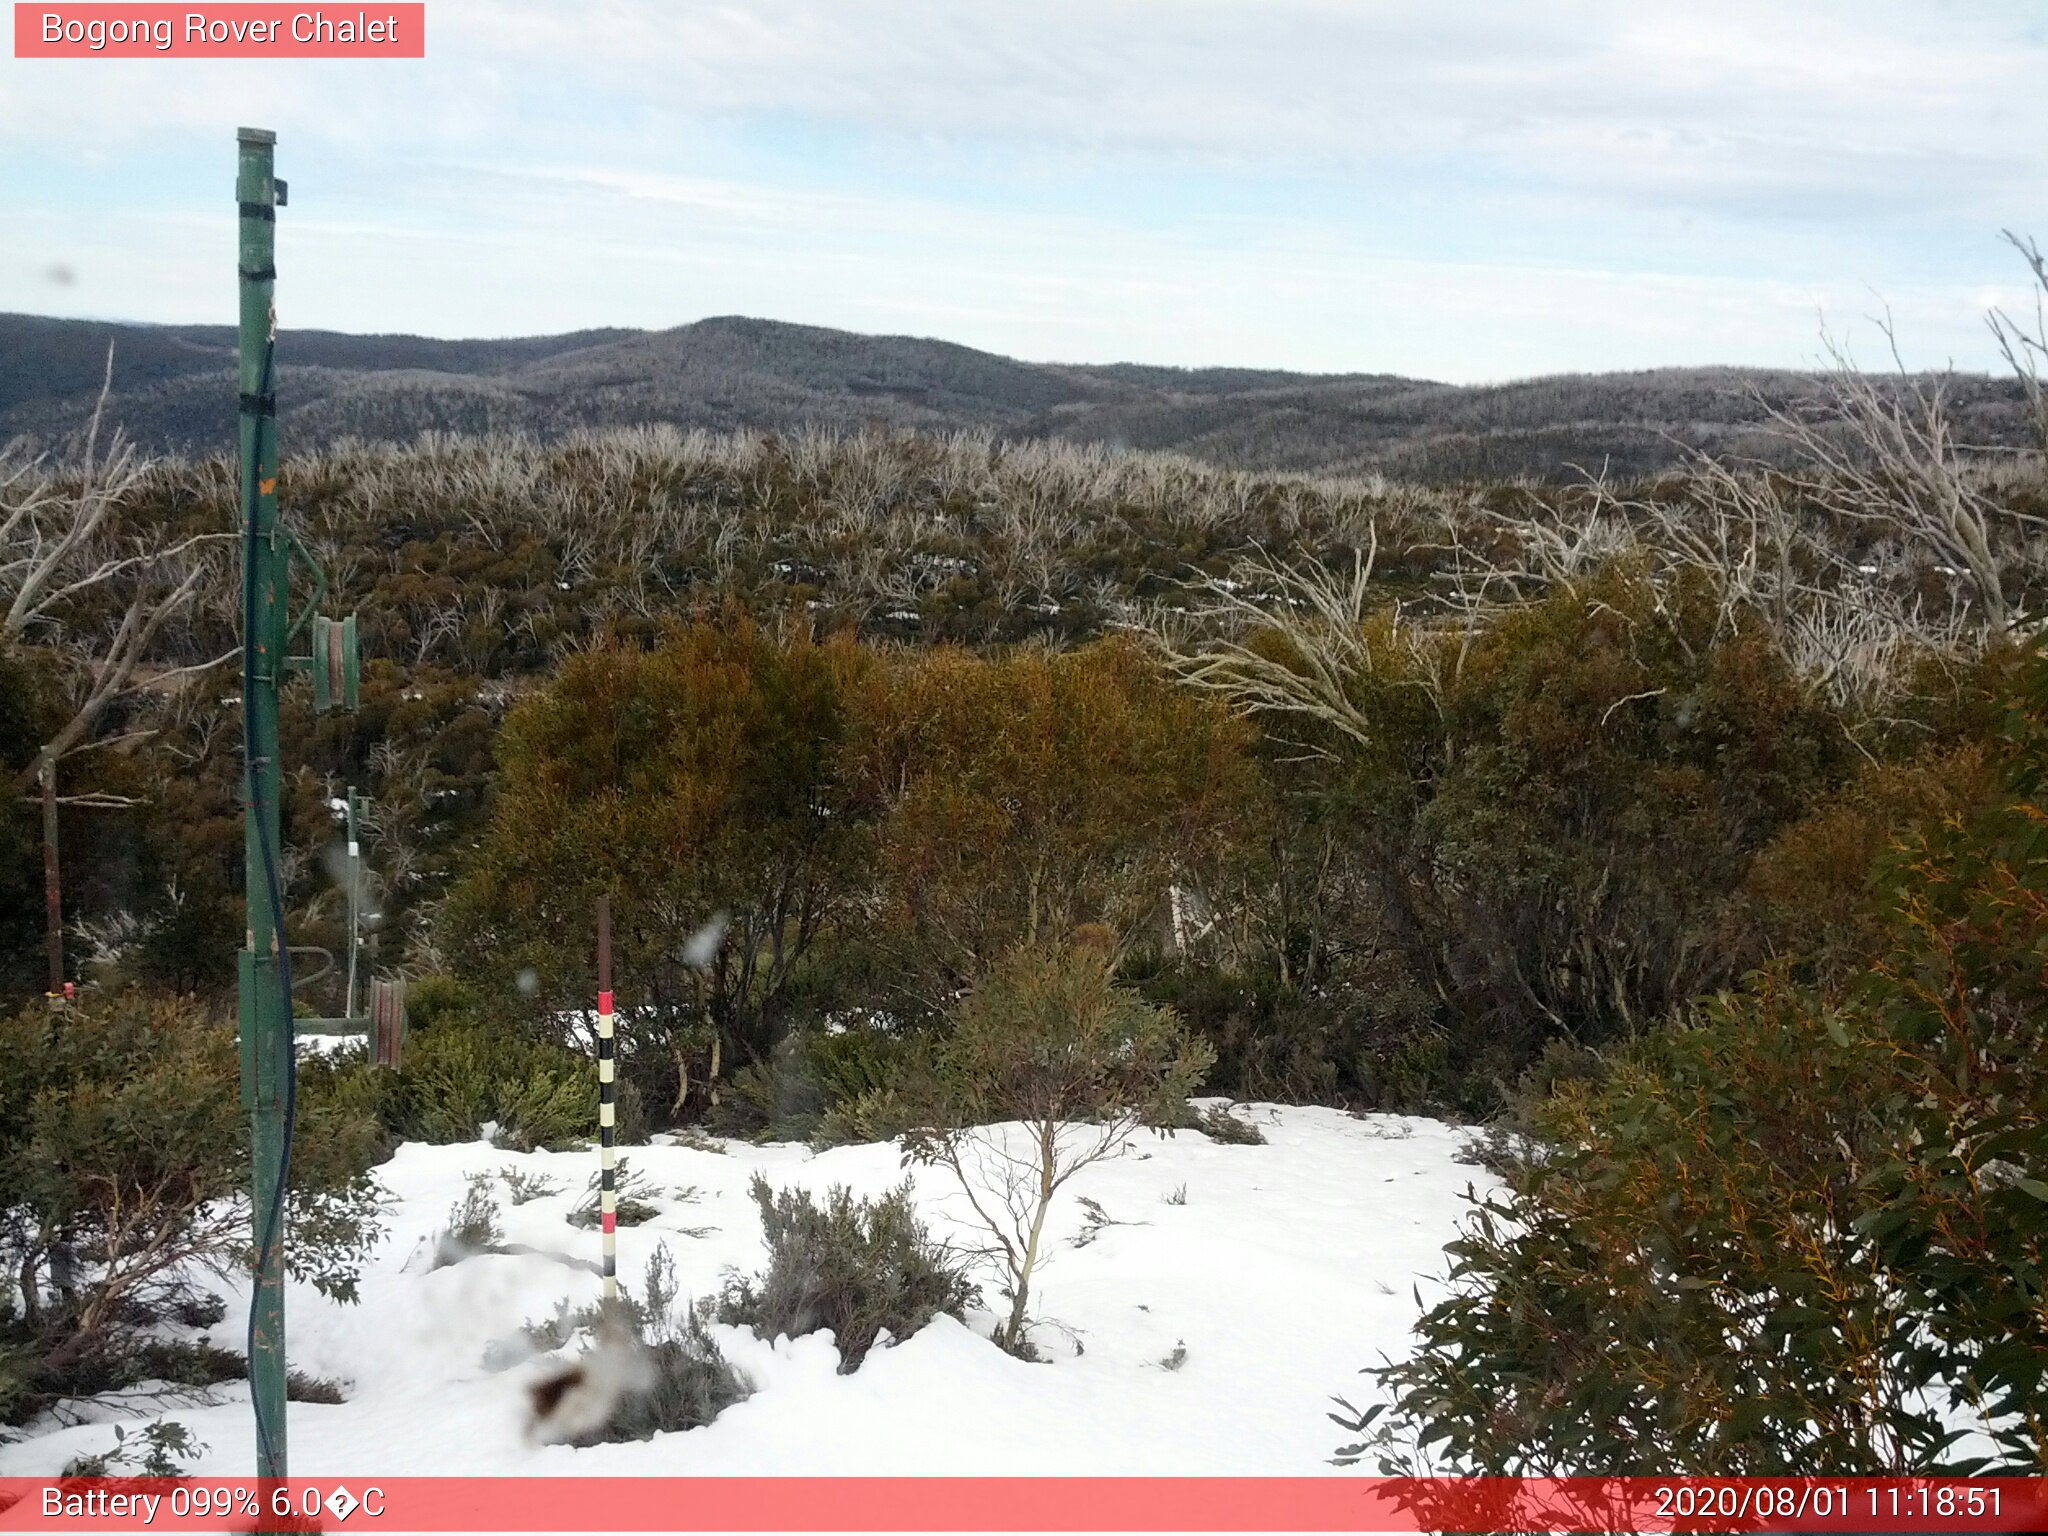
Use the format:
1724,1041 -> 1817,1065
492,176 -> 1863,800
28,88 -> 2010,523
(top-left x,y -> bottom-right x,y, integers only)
1366,647 -> 2048,1475
855,636 -> 1262,998
445,611 -> 876,1114
897,940 -> 1213,1355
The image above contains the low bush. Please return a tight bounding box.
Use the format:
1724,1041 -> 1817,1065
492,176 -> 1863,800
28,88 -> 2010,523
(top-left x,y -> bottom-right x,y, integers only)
399,1020 -> 604,1151
1192,1103 -> 1266,1145
433,1174 -> 505,1267
568,1161 -> 663,1229
1140,961 -> 1455,1114
303,989 -> 637,1153
286,1371 -> 349,1404
1366,652 -> 2048,1475
717,1175 -> 977,1371
530,1245 -> 750,1446
723,1024 -> 912,1143
0,989 -> 382,1425
131,1339 -> 245,1390
600,1303 -> 747,1444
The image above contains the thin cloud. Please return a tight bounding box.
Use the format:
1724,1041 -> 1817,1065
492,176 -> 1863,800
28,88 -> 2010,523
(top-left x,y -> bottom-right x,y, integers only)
2,0 -> 2043,376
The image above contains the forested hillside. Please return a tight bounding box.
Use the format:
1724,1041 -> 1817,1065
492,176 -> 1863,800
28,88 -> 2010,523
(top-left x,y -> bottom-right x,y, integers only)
5,310 -> 2033,483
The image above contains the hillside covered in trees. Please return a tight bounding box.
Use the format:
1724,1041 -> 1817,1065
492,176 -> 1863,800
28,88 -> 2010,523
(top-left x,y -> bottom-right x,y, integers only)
4,309 -> 2036,484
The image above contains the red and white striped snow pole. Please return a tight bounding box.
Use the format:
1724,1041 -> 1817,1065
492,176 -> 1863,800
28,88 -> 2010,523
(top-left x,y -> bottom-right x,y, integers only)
596,894 -> 617,1301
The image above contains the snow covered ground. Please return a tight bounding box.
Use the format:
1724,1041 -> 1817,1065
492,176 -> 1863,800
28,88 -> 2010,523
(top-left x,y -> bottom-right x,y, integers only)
0,1104 -> 1494,1478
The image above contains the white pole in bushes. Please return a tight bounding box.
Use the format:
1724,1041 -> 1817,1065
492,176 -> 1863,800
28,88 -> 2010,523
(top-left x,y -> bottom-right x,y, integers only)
597,895 -> 618,1301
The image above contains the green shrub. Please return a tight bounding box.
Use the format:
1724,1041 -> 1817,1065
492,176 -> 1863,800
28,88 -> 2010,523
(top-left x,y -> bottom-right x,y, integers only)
361,1016 -> 625,1152
717,1175 -> 978,1371
0,989 -> 382,1424
725,1025 -> 912,1142
1192,1102 -> 1266,1145
61,1419 -> 206,1479
899,942 -> 1212,1354
404,974 -> 486,1031
1367,652 -> 2048,1475
1141,967 -> 1352,1104
1141,960 -> 1450,1114
1369,1029 -> 1456,1113
812,1089 -> 914,1149
297,975 -> 642,1153
286,1371 -> 349,1404
433,1174 -> 505,1267
535,1245 -> 751,1446
568,1160 -> 663,1229
132,1339 -> 245,1389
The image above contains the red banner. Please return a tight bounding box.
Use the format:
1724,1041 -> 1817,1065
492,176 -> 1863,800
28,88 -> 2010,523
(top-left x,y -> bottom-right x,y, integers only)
12,5 -> 425,58
2,1477 -> 2045,1533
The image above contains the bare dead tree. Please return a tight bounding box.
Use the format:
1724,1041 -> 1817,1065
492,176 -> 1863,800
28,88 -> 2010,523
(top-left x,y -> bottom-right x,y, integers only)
2,351 -> 233,987
1760,322 -> 2048,639
1147,530 -> 1411,755
410,603 -> 462,666
3,352 -> 235,793
1989,229 -> 2048,449
1540,462 -> 1952,711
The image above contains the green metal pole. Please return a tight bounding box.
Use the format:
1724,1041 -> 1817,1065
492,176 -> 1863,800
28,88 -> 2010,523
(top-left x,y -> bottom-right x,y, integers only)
235,124 -> 289,1483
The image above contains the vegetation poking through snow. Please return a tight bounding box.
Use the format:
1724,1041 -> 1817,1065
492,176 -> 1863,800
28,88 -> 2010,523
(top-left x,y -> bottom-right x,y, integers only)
286,1371 -> 350,1405
567,1161 -> 665,1230
433,1174 -> 505,1267
1193,1103 -> 1267,1145
499,1169 -> 565,1205
527,1244 -> 751,1447
716,1175 -> 978,1372
897,941 -> 1213,1355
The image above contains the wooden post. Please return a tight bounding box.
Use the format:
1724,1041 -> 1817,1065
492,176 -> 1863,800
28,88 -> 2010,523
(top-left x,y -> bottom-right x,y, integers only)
597,894 -> 617,1301
372,977 -> 406,1069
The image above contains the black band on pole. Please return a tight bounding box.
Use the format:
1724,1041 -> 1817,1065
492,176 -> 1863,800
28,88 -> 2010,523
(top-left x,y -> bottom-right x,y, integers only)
239,392 -> 277,417
238,201 -> 276,222
239,265 -> 276,282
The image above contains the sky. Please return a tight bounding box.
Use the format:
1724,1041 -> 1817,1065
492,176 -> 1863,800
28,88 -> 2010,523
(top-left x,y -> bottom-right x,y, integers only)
3,0 -> 2046,382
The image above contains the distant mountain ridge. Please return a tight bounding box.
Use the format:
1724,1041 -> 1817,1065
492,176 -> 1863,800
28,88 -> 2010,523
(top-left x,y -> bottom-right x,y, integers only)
2,311 -> 2032,483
